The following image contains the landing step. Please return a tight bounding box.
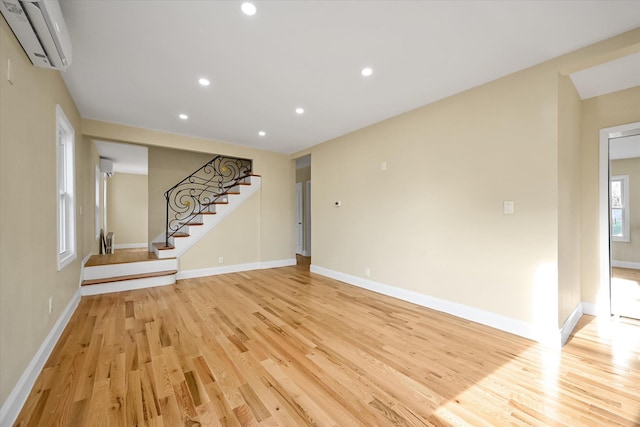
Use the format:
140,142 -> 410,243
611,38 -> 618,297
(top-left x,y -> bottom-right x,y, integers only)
82,270 -> 178,286
153,242 -> 175,250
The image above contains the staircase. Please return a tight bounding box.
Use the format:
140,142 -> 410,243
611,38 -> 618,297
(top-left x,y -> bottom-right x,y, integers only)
151,174 -> 261,259
81,155 -> 259,296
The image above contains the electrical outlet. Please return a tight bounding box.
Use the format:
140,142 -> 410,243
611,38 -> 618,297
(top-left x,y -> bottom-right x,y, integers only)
381,162 -> 387,171
48,296 -> 53,314
365,267 -> 371,277
218,256 -> 224,264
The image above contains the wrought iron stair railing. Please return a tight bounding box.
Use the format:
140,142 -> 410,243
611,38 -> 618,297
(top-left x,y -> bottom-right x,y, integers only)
164,155 -> 252,247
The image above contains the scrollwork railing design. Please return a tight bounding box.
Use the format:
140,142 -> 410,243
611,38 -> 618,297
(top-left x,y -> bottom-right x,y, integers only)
164,155 -> 252,246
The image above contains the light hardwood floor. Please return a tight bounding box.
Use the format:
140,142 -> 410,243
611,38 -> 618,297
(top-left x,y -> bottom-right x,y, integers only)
14,264 -> 640,426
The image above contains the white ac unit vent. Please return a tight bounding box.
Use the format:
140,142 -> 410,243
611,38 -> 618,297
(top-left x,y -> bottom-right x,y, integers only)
0,0 -> 72,70
99,158 -> 114,177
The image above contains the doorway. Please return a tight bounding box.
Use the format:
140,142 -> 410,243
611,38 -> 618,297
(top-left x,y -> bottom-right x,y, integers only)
599,122 -> 640,320
295,155 -> 311,265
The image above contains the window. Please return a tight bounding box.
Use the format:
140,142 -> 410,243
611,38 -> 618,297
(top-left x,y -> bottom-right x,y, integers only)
611,175 -> 630,242
56,105 -> 76,270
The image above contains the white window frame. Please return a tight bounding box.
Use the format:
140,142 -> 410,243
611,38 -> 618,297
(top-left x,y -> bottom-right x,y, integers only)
610,175 -> 630,243
56,105 -> 76,270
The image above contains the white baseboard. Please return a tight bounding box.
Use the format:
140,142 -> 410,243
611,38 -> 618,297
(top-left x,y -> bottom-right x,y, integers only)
114,243 -> 148,250
261,259 -> 297,269
560,303 -> 583,346
177,259 -> 296,280
310,265 -> 565,347
612,260 -> 640,270
80,274 -> 176,296
0,289 -> 81,427
78,252 -> 92,288
581,302 -> 598,316
177,262 -> 260,279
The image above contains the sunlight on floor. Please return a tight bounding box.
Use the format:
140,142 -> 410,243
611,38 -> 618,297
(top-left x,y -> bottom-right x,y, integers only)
433,346 -> 562,424
595,315 -> 640,368
611,276 -> 640,320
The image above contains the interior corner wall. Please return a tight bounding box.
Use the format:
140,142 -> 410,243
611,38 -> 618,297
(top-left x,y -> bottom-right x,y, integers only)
580,86 -> 640,305
309,62 -> 560,327
107,172 -> 148,246
557,75 -> 582,327
0,18 -> 95,407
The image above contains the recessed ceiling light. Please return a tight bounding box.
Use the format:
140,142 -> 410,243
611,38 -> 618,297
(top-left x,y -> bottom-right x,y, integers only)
295,107 -> 305,115
361,67 -> 373,77
179,114 -> 188,120
241,2 -> 256,16
258,131 -> 266,137
198,78 -> 210,86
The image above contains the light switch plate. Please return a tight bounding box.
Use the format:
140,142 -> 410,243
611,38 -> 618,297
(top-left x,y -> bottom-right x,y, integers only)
504,200 -> 514,214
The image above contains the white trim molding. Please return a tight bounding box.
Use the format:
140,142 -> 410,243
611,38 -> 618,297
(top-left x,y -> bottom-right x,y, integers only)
80,274 -> 176,296
177,259 -> 297,280
114,242 -> 148,249
310,265 -> 568,348
581,302 -> 599,316
611,260 -> 640,270
0,289 -> 81,427
560,303 -> 583,347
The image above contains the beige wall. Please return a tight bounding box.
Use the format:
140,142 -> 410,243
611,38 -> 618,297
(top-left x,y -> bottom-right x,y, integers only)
580,86 -> 640,304
107,173 -> 148,246
86,125 -> 295,266
0,18 -> 96,405
148,147 -> 213,242
307,62 -> 560,326
557,75 -> 582,327
180,193 -> 261,270
611,157 -> 640,264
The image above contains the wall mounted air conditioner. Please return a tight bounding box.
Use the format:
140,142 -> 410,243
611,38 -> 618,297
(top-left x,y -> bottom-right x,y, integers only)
0,0 -> 72,70
99,158 -> 114,177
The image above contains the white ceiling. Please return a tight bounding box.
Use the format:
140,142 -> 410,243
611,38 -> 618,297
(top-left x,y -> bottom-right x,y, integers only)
59,1 -> 640,155
570,52 -> 640,99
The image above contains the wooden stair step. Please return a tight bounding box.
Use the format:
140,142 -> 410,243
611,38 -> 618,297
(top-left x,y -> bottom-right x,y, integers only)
153,242 -> 175,250
173,232 -> 189,238
179,221 -> 203,226
81,270 -> 177,286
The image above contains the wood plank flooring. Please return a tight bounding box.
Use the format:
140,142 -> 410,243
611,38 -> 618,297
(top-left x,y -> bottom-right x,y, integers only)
14,264 -> 640,426
85,249 -> 159,267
